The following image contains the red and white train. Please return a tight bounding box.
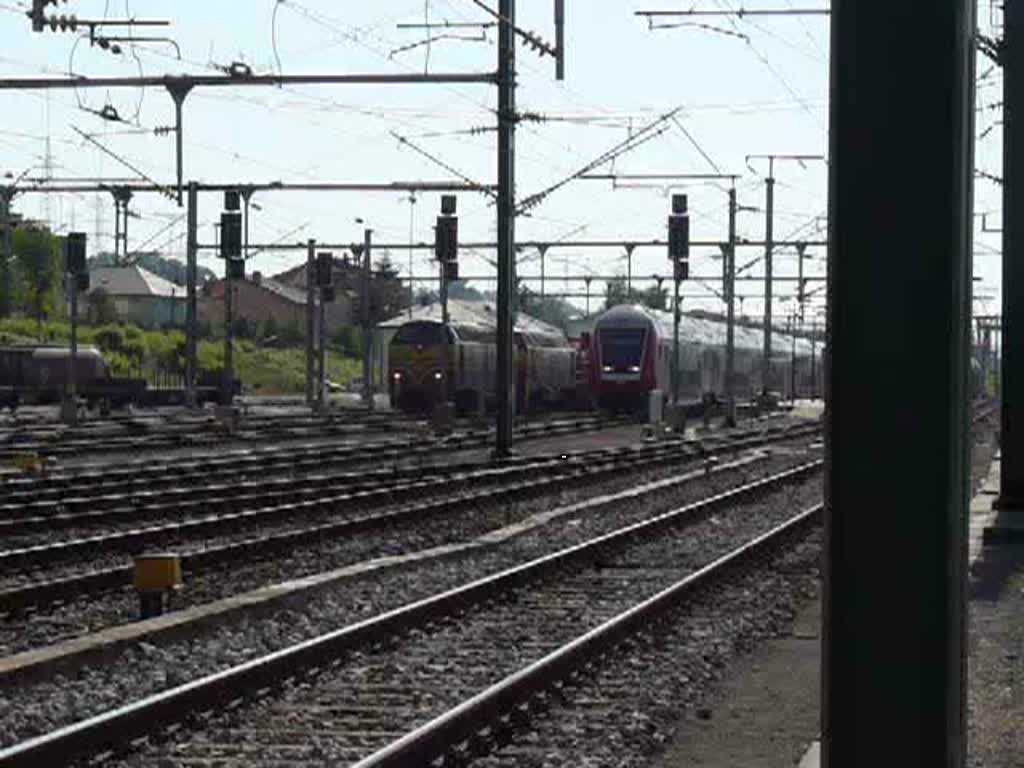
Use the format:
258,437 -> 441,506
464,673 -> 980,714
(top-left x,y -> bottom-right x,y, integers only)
586,304 -> 821,412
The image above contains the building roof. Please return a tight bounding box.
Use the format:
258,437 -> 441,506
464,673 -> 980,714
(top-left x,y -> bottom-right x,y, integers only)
206,275 -> 309,305
258,277 -> 307,305
378,298 -> 566,341
90,265 -> 185,299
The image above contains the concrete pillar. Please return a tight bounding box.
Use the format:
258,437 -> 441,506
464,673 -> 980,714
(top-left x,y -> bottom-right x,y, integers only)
1000,0 -> 1024,510
824,1 -> 974,766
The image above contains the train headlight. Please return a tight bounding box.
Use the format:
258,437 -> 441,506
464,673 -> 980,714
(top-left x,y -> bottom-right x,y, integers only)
629,365 -> 640,373
602,365 -> 612,373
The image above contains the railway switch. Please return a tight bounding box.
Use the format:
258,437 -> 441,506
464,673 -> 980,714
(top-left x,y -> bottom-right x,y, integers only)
133,553 -> 182,619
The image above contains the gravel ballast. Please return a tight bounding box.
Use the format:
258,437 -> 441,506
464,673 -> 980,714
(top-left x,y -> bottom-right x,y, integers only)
0,443 -> 817,655
1,469 -> 822,753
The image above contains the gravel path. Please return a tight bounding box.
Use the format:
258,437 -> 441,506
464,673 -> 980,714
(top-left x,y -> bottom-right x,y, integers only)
98,477 -> 823,767
1,463 -> 822,751
0,445 -> 815,655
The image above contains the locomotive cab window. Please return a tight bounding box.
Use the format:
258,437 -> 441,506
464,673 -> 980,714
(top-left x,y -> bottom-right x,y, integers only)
392,323 -> 454,345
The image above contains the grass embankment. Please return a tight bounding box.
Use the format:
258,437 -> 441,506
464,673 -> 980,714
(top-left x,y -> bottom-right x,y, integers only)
0,318 -> 361,395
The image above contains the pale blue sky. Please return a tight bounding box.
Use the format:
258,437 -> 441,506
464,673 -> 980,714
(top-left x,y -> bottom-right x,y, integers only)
0,1 -> 1004,320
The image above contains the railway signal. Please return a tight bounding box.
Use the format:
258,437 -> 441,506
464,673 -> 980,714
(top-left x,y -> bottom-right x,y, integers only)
434,195 -> 459,418
668,195 -> 689,409
668,193 -> 690,280
219,200 -> 243,405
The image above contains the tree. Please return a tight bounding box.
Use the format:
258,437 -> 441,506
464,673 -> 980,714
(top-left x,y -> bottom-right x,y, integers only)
85,287 -> 119,325
13,226 -> 61,335
604,274 -> 630,310
351,253 -> 409,325
520,295 -> 575,330
640,283 -> 668,312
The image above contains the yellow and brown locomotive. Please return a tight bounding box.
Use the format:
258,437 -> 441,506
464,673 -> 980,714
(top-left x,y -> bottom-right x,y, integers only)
388,302 -> 576,414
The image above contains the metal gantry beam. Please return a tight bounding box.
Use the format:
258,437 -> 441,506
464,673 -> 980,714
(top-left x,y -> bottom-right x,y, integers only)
824,0 -> 974,766
0,73 -> 497,90
191,238 -> 827,251
11,181 -> 494,194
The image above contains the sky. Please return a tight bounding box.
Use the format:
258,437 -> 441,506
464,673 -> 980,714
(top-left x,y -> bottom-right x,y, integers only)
0,0 -> 1005,324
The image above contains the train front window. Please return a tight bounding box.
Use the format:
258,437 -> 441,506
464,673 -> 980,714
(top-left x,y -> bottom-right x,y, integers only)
392,323 -> 452,345
599,328 -> 644,370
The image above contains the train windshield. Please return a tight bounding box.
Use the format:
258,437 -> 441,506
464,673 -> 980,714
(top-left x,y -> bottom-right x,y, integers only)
599,328 -> 645,368
392,322 -> 453,346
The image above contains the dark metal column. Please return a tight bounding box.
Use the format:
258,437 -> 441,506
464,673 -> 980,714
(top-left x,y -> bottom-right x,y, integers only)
762,168 -> 774,393
362,228 -> 374,410
185,182 -> 198,407
1000,0 -> 1024,509
725,186 -> 737,426
824,1 -> 974,766
494,0 -> 516,457
305,239 -> 315,406
0,188 -> 13,319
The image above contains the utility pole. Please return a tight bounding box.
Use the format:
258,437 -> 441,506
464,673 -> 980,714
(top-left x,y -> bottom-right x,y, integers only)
318,266 -> 327,411
66,274 -> 78,421
673,279 -> 682,403
810,317 -> 817,400
763,159 -> 775,395
539,244 -> 548,299
220,194 -> 241,406
407,191 -> 416,318
495,0 -> 516,457
789,312 -> 797,401
725,185 -> 737,425
185,182 -> 198,407
625,243 -> 635,300
584,276 -> 592,316
361,227 -> 373,411
0,188 -> 13,319
63,232 -> 86,425
745,153 -> 824,396
305,239 -> 315,406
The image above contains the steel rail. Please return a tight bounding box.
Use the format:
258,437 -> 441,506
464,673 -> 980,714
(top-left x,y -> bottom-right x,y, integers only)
0,414 -> 632,497
0,426 -> 821,612
353,503 -> 823,767
0,416 -> 793,520
0,421 -> 805,535
0,461 -> 822,767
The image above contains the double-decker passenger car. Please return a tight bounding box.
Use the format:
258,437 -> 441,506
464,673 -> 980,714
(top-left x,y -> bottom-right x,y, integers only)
590,304 -> 820,412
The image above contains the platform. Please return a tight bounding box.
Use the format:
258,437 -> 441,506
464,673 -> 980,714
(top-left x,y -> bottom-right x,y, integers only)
796,446 -> 1014,767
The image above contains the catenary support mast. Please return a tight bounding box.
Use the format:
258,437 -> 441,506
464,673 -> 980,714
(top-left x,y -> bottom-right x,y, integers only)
823,0 -> 974,765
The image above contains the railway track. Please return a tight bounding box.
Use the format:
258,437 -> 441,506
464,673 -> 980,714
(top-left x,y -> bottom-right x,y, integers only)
0,421 -> 820,613
0,408 -> 635,463
0,408 -> 422,461
0,417 -> 811,533
0,413 -> 634,500
0,459 -> 822,766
